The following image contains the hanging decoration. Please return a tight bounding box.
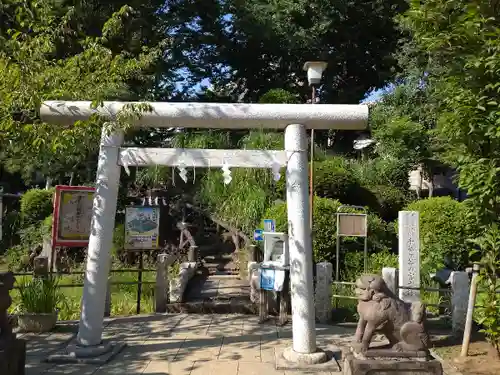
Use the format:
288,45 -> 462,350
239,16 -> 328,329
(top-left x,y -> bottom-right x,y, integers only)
221,160 -> 232,185
271,157 -> 282,182
176,157 -> 188,183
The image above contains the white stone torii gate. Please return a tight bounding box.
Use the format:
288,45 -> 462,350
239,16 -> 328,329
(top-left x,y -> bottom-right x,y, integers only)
40,101 -> 368,364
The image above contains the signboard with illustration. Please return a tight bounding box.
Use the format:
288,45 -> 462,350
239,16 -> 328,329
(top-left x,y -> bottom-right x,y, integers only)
52,185 -> 95,247
125,206 -> 160,249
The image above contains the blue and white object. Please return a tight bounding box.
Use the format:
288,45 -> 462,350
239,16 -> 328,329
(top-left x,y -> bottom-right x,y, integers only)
253,229 -> 263,241
263,219 -> 275,232
263,232 -> 289,267
259,268 -> 286,291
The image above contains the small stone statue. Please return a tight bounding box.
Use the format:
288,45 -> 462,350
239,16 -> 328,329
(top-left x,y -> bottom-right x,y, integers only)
0,272 -> 15,341
353,274 -> 430,354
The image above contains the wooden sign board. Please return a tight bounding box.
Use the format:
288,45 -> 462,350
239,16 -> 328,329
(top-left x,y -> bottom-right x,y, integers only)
337,213 -> 367,237
52,185 -> 95,247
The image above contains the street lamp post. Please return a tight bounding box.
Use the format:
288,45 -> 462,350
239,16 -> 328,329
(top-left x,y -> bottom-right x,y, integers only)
303,61 -> 328,231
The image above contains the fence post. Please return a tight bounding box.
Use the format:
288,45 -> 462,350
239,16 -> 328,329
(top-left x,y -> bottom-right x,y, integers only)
155,254 -> 169,313
188,245 -> 198,263
382,267 -> 398,296
33,256 -> 49,279
315,262 -> 333,323
450,271 -> 469,337
104,277 -> 112,317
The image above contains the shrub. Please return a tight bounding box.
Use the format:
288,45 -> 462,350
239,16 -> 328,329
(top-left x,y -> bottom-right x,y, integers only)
403,197 -> 478,278
365,185 -> 410,221
261,197 -> 394,264
20,188 -> 54,227
312,159 -> 362,204
342,249 -> 399,281
15,276 -> 65,314
350,158 -> 411,190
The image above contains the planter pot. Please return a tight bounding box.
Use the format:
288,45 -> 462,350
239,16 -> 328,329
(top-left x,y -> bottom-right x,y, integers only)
17,311 -> 58,333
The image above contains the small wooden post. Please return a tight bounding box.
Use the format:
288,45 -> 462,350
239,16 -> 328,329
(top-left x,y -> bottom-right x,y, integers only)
136,252 -> 143,314
155,254 -> 169,313
259,289 -> 268,323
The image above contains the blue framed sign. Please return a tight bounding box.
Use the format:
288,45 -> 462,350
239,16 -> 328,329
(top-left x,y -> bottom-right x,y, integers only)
260,268 -> 275,291
254,229 -> 263,241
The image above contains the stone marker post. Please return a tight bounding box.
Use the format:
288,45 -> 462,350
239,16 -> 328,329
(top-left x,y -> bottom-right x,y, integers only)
315,262 -> 333,323
155,254 -> 170,313
398,211 -> 420,303
450,271 -> 469,337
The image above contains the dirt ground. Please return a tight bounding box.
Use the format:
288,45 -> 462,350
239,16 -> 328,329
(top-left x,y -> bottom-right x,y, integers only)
433,332 -> 500,375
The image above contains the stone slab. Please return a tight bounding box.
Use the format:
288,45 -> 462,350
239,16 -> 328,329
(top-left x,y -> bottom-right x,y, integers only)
275,345 -> 342,372
343,353 -> 443,375
45,342 -> 126,365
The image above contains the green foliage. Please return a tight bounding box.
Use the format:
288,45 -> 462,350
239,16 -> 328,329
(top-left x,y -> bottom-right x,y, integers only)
0,1 -> 168,183
342,249 -> 398,281
312,158 -> 362,204
15,276 -> 65,314
366,185 -> 410,221
350,156 -> 413,191
404,197 -> 478,278
20,189 -> 54,227
396,0 -> 500,224
262,197 -> 394,263
163,0 -> 407,103
259,89 -> 299,104
5,214 -> 53,271
470,224 -> 500,357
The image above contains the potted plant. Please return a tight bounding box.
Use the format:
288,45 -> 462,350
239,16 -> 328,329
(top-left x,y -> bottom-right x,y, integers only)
15,276 -> 65,332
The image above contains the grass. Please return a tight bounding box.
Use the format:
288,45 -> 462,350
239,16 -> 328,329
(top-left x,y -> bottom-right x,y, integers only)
8,269 -> 157,320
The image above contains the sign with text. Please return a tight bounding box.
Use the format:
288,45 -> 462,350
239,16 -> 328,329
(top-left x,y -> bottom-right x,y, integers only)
337,213 -> 367,237
263,219 -> 275,232
52,185 -> 95,247
253,229 -> 263,241
125,206 -> 160,249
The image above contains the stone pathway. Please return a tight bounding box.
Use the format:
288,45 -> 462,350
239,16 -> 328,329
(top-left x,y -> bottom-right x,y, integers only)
22,314 -> 351,375
21,314 -> 461,375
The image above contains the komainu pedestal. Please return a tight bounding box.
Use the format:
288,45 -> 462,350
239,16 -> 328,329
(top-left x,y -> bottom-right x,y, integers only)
345,274 -> 443,375
0,272 -> 26,375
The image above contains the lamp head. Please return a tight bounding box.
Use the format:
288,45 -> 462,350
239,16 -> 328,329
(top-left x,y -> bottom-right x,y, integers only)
303,61 -> 328,86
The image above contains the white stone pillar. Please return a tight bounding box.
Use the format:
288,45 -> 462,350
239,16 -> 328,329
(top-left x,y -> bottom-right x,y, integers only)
450,271 -> 469,336
398,211 -> 420,303
285,123 -> 316,354
382,267 -> 398,296
315,262 -> 333,324
77,127 -> 123,347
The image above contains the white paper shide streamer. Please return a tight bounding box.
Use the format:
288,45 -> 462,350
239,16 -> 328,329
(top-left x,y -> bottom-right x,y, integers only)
221,160 -> 232,185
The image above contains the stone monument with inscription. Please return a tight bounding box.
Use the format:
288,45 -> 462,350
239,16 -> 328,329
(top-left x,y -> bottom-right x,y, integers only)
343,273 -> 443,375
398,211 -> 420,303
0,272 -> 26,375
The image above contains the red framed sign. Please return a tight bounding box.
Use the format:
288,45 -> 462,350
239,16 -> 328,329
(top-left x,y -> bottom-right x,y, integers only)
52,185 -> 95,247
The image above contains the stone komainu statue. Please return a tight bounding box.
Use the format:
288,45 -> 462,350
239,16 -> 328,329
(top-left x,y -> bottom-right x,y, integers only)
354,274 -> 430,353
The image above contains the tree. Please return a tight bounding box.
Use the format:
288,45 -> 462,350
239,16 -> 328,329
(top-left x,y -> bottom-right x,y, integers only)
0,1 -> 169,183
162,0 -> 408,104
396,0 -> 500,353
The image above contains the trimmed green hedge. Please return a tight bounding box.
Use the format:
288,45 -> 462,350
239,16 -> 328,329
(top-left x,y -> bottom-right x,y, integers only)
261,197 -> 395,264
403,197 -> 478,275
20,188 -> 54,227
